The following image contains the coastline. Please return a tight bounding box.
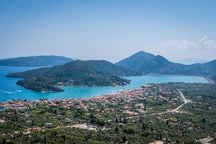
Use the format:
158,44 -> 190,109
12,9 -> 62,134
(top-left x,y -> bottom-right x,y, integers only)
0,78 -> 213,111
0,74 -> 211,102
0,88 -> 143,111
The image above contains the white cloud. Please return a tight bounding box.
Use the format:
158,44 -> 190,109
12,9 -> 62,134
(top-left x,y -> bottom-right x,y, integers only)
157,35 -> 216,61
161,35 -> 216,50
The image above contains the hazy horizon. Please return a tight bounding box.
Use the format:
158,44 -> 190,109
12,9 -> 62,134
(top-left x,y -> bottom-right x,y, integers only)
1,0 -> 216,63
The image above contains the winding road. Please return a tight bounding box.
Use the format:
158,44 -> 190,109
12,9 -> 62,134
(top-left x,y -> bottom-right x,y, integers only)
170,90 -> 189,113
127,89 -> 190,119
151,90 -> 189,115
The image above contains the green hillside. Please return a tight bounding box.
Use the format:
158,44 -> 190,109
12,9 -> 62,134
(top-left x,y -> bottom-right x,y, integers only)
86,60 -> 138,76
7,60 -> 130,92
117,51 -> 216,82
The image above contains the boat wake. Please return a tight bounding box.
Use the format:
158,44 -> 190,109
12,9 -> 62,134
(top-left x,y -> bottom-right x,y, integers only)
0,89 -> 22,94
0,90 -> 13,94
16,90 -> 22,93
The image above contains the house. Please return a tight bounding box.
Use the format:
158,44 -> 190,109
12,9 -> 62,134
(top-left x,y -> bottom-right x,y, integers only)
45,123 -> 53,129
87,125 -> 97,131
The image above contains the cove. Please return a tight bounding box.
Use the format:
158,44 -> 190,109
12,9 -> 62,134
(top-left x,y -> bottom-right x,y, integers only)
0,66 -> 209,102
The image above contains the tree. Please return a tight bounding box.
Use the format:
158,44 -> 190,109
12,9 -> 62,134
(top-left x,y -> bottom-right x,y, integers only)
114,127 -> 119,132
142,123 -> 148,130
202,118 -> 206,123
122,136 -> 127,143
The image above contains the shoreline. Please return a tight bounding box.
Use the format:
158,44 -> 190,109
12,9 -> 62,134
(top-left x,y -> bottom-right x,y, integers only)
0,74 -> 211,103
0,80 -> 214,110
0,88 -> 143,111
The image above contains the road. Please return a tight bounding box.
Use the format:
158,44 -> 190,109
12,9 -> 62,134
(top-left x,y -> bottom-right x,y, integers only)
170,90 -> 189,112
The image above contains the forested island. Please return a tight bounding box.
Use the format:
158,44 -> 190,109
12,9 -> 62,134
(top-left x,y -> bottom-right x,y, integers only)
7,60 -> 130,92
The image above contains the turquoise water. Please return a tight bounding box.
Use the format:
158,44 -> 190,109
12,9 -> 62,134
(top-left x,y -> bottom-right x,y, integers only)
0,66 -> 209,102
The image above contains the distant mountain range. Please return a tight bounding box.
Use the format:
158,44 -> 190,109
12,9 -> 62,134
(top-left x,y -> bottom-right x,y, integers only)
0,56 -> 73,67
116,51 -> 216,82
174,58 -> 207,65
7,60 -> 130,92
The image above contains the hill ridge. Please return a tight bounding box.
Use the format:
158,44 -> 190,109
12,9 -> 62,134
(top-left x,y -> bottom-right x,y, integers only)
117,51 -> 216,82
0,55 -> 73,67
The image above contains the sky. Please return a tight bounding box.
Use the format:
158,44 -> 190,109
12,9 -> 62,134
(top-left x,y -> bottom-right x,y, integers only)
0,0 -> 216,63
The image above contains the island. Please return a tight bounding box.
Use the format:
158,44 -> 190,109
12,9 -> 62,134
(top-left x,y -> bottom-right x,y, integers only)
6,60 -> 130,92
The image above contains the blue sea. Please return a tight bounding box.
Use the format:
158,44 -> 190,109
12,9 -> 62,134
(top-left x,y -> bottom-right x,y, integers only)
0,66 -> 209,102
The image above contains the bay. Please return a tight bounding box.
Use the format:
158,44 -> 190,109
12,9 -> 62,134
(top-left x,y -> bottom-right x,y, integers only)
0,66 -> 209,102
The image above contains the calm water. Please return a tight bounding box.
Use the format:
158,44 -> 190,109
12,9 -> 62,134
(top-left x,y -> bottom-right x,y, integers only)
0,66 -> 209,102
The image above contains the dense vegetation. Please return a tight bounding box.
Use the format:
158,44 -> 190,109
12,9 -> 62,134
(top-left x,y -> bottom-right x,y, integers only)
0,83 -> 216,143
86,60 -> 138,76
116,51 -> 216,81
7,60 -> 130,92
0,56 -> 73,67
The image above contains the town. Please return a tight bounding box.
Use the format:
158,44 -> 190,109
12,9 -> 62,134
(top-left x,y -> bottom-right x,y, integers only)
0,83 -> 216,143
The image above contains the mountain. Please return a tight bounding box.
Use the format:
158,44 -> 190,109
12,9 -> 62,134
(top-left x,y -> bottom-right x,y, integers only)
7,60 -> 130,92
116,51 -> 155,72
116,51 -> 189,74
116,51 -> 216,81
187,59 -> 216,77
138,55 -> 184,74
0,56 -> 73,67
86,60 -> 138,76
